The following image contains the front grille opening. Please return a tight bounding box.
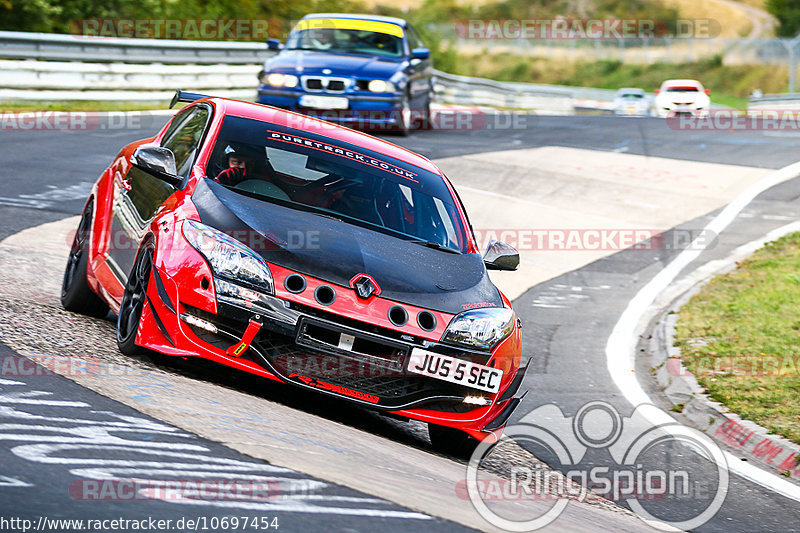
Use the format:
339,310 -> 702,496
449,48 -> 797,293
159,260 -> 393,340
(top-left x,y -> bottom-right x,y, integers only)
188,324 -> 230,350
422,400 -> 483,413
304,322 -> 340,346
328,80 -> 346,91
301,322 -> 403,360
321,375 -> 424,397
306,78 -> 323,90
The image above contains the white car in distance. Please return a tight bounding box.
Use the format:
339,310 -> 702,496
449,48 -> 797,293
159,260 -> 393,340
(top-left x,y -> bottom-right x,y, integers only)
613,88 -> 650,116
654,79 -> 710,117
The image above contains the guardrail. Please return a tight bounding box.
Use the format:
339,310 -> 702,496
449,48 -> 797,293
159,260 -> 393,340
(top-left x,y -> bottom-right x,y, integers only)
0,59 -> 261,100
0,30 -> 622,113
431,70 -> 576,114
748,92 -> 800,110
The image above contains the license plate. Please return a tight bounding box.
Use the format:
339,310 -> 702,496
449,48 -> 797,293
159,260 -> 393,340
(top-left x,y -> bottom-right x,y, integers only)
407,348 -> 503,394
299,95 -> 349,110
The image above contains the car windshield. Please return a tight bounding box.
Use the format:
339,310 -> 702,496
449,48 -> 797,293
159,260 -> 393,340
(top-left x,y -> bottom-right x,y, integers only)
665,86 -> 700,92
208,116 -> 467,253
619,93 -> 644,99
286,28 -> 403,58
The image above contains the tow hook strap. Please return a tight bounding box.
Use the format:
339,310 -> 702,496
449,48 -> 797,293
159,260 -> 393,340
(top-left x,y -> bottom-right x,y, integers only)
226,319 -> 262,357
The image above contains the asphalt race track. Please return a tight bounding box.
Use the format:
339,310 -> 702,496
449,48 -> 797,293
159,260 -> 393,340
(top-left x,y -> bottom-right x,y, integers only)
1,112 -> 800,532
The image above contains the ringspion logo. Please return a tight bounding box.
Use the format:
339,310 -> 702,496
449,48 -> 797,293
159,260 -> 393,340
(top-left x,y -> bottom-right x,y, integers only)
463,401 -> 728,531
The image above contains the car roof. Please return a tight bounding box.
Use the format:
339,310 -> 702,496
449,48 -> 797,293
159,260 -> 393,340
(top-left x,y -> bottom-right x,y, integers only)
301,13 -> 408,28
205,97 -> 441,175
660,79 -> 703,87
617,88 -> 645,94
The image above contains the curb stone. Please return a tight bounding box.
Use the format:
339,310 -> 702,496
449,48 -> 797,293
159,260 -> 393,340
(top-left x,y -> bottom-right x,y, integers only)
649,263 -> 800,483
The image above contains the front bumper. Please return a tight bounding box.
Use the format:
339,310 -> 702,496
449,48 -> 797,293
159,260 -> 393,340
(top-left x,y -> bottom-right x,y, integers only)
257,86 -> 403,126
657,104 -> 707,118
140,261 -> 526,441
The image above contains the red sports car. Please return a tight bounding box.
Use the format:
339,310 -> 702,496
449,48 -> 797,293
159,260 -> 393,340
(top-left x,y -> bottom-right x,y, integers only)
61,91 -> 527,455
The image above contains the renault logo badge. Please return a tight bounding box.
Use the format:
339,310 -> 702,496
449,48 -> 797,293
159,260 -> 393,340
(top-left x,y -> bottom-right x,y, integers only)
350,274 -> 381,299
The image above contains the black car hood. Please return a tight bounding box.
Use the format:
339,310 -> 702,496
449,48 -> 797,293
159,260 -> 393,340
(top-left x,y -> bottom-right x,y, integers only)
192,179 -> 502,314
264,50 -> 402,79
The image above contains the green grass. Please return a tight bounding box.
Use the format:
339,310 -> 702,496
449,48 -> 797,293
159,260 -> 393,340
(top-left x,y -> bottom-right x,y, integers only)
674,232 -> 800,444
445,54 -> 785,110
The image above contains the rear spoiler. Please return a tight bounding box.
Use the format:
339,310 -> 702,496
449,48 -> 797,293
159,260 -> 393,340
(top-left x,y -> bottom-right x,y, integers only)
169,89 -> 211,109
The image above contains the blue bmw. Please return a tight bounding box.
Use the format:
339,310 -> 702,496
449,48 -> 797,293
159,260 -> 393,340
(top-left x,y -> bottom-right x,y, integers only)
257,13 -> 434,135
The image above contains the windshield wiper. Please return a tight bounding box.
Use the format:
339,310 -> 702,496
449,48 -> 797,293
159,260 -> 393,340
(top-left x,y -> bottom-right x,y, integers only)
289,47 -> 340,52
409,240 -> 461,254
315,212 -> 343,222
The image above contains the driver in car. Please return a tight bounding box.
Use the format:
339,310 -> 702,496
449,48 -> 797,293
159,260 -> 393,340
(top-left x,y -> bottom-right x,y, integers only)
215,144 -> 259,186
309,28 -> 336,50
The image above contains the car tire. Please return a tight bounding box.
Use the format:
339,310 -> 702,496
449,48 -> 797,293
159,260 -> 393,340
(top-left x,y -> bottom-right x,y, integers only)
428,423 -> 482,459
395,93 -> 411,136
418,94 -> 433,130
61,200 -> 109,318
116,244 -> 154,356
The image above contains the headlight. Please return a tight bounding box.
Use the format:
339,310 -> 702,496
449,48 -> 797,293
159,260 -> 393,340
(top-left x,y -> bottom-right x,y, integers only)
264,73 -> 299,88
182,220 -> 273,293
442,308 -> 515,350
368,79 -> 396,93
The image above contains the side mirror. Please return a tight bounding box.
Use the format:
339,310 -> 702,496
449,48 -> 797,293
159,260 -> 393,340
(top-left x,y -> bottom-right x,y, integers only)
267,38 -> 282,51
130,146 -> 182,187
411,48 -> 430,60
483,240 -> 519,271
654,89 -> 660,94
704,88 -> 711,95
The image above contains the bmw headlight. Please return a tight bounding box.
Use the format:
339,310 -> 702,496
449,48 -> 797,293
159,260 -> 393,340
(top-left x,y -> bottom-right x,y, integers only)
442,308 -> 515,350
182,220 -> 273,293
368,79 -> 396,93
263,73 -> 299,88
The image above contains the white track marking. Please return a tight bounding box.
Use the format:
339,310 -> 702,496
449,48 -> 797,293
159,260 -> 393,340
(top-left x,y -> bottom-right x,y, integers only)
0,382 -> 433,520
0,181 -> 93,210
0,391 -> 89,407
606,160 -> 800,502
0,475 -> 33,487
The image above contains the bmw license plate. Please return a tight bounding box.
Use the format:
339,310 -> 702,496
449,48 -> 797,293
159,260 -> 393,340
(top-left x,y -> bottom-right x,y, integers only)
299,95 -> 349,110
407,348 -> 503,394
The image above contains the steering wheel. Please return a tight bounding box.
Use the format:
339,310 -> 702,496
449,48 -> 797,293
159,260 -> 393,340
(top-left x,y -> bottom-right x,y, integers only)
319,178 -> 359,207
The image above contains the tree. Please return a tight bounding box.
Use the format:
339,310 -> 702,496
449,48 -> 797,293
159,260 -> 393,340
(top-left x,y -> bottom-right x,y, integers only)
767,0 -> 800,37
0,0 -> 61,32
